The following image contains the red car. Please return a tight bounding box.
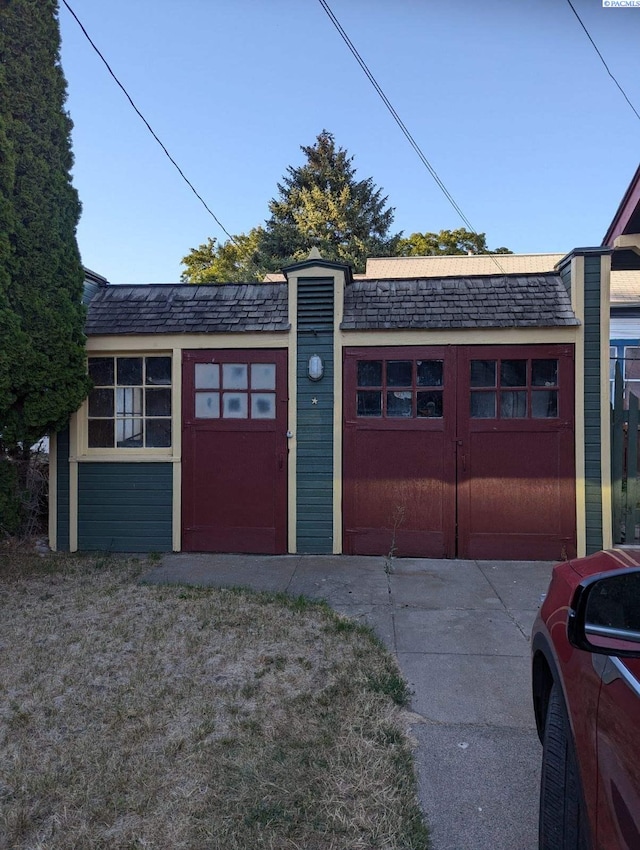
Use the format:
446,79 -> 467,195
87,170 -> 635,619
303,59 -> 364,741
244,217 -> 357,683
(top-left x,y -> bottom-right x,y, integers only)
531,548 -> 640,850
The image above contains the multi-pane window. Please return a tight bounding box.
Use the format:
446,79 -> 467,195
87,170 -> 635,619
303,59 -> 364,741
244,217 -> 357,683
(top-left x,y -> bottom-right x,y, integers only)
88,356 -> 172,448
195,362 -> 277,419
610,345 -> 640,405
622,346 -> 640,402
356,359 -> 444,418
470,358 -> 559,419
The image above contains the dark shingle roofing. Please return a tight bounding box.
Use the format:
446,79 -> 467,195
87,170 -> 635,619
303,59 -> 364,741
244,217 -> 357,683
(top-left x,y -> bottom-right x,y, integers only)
341,274 -> 579,330
85,283 -> 289,335
85,273 -> 579,336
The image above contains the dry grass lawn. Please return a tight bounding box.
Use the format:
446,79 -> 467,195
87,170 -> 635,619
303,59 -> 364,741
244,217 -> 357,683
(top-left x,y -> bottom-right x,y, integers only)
0,551 -> 429,849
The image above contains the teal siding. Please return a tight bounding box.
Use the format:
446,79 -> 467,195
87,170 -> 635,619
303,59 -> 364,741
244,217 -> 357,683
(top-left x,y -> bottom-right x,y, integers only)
55,428 -> 70,551
78,463 -> 172,552
583,254 -> 603,553
297,277 -> 334,553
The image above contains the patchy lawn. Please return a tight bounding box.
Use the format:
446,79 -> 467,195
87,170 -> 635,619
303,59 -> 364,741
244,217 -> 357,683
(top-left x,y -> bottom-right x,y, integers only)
0,552 -> 429,850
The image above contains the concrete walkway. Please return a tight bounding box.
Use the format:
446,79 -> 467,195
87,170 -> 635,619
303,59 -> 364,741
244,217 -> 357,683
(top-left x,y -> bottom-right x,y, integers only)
143,553 -> 553,850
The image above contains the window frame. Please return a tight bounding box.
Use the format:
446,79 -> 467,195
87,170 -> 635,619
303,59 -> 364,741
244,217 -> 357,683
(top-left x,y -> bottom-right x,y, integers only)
79,351 -> 176,458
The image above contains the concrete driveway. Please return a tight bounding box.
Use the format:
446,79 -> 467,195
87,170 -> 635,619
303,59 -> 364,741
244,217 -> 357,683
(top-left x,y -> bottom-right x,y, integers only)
143,553 -> 553,850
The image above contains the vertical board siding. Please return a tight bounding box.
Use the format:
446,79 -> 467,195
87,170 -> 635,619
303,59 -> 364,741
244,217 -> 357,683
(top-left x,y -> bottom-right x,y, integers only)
297,278 -> 334,553
583,254 -> 603,553
78,463 -> 172,552
56,427 -> 70,551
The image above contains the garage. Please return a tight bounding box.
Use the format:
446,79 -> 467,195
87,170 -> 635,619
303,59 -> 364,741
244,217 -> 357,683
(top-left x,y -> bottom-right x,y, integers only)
343,344 -> 576,560
182,349 -> 289,553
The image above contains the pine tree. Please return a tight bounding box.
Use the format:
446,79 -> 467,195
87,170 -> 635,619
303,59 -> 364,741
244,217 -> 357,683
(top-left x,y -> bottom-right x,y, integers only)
0,0 -> 90,531
259,130 -> 399,273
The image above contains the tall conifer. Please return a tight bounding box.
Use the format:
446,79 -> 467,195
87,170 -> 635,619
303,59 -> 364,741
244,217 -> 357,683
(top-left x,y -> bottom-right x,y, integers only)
0,0 -> 90,530
260,130 -> 399,273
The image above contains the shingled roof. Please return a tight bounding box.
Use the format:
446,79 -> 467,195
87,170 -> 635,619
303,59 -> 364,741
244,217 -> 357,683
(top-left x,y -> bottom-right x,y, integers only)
341,274 -> 579,330
85,283 -> 289,335
85,271 -> 579,335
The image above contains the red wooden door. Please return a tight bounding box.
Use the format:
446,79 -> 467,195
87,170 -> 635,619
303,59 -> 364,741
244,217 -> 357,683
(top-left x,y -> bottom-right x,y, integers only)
343,347 -> 457,557
182,350 -> 288,553
456,345 -> 576,560
343,344 -> 576,560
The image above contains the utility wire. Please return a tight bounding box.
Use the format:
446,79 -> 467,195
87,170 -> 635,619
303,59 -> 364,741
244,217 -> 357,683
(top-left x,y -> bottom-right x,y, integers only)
317,0 -> 507,274
60,0 -> 238,245
565,0 -> 640,123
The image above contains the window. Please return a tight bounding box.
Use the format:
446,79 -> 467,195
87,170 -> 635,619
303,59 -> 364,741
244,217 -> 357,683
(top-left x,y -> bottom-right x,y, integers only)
194,362 -> 276,420
470,358 -> 558,419
356,358 -> 444,418
609,345 -> 640,406
88,356 -> 172,448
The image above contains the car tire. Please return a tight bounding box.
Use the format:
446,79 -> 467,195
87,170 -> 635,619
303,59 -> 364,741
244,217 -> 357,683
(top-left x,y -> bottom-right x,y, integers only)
539,683 -> 590,850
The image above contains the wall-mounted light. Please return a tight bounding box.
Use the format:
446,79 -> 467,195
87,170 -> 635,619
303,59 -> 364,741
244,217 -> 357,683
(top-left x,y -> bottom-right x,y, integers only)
308,354 -> 324,382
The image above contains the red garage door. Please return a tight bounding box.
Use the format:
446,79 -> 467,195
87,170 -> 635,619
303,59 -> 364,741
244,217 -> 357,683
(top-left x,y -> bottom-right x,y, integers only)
343,345 -> 576,560
182,350 -> 288,553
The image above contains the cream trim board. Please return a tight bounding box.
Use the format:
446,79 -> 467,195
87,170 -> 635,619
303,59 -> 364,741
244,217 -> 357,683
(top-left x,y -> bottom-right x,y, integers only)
69,412 -> 79,552
339,327 -> 578,348
172,347 -> 182,552
333,301 -> 343,555
572,256 -> 586,557
73,455 -> 180,463
86,333 -> 291,353
287,333 -> 298,555
332,271 -> 345,553
571,256 -> 585,324
69,461 -> 78,552
600,253 -> 613,549
48,431 -> 57,551
172,462 -> 181,551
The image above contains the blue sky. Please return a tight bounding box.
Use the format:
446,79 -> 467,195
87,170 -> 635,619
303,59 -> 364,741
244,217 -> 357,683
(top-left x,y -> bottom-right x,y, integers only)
58,0 -> 640,284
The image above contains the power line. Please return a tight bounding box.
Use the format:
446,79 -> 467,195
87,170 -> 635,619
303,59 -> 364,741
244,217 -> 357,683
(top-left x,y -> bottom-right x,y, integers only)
316,0 -> 507,274
60,0 -> 238,245
565,0 -> 640,123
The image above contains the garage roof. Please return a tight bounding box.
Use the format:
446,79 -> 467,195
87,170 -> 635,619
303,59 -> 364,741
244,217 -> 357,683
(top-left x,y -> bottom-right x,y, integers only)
85,282 -> 289,335
341,274 -> 579,330
85,272 -> 579,335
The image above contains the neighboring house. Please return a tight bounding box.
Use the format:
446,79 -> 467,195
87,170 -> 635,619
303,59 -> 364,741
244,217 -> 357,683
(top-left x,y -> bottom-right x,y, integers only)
604,165 -> 640,398
608,269 -> 640,400
49,245 -> 615,561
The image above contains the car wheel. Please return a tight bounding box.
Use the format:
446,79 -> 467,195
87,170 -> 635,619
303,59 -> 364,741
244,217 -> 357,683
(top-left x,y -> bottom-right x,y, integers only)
539,683 -> 590,850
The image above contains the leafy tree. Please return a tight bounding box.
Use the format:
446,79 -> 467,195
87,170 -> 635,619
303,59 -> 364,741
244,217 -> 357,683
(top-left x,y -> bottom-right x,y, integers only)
180,228 -> 268,283
397,228 -> 512,256
0,0 -> 90,533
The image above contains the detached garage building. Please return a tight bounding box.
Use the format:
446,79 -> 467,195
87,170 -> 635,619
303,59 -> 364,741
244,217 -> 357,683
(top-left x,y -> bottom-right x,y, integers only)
50,247 -> 613,560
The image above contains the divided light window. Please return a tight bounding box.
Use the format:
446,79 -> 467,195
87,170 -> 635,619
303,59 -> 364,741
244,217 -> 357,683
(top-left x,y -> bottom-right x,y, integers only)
88,356 -> 172,448
470,358 -> 558,419
356,359 -> 444,418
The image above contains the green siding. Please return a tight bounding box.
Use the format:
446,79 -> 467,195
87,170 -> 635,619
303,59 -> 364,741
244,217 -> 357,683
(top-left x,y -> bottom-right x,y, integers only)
78,463 -> 172,552
55,427 -> 70,551
583,253 -> 603,553
297,278 -> 334,553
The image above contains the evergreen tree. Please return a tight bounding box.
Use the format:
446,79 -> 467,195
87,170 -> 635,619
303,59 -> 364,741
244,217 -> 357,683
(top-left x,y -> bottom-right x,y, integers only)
0,0 -> 90,531
260,130 -> 399,273
181,131 -> 400,281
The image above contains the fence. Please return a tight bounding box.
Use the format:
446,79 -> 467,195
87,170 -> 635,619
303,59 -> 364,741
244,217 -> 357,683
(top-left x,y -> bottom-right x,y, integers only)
611,361 -> 640,545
